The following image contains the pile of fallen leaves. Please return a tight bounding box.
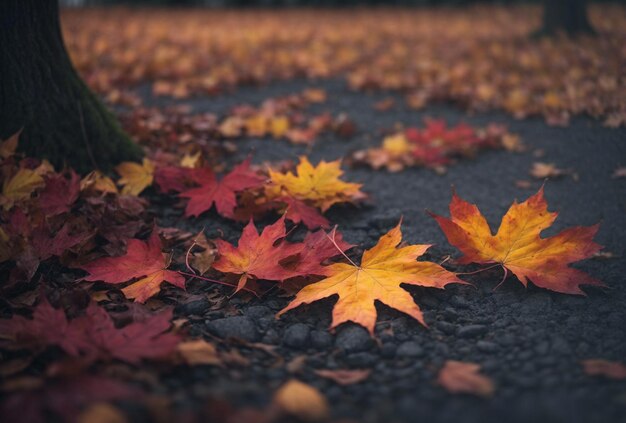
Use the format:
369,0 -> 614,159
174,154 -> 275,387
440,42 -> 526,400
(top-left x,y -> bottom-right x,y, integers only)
1,124 -> 622,422
351,119 -> 523,172
120,89 -> 355,159
63,6 -> 626,126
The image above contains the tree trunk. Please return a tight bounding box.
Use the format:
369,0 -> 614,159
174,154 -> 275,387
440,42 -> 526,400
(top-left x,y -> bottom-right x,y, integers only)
0,0 -> 142,173
537,0 -> 595,36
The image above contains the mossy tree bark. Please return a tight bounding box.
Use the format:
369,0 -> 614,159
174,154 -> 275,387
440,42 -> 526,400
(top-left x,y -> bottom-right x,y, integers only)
536,0 -> 595,37
0,0 -> 142,173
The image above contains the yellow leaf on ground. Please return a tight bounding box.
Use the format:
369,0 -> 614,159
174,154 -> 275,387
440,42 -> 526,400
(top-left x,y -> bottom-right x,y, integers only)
116,158 -> 154,196
81,170 -> 118,194
269,156 -> 364,211
1,168 -> 45,210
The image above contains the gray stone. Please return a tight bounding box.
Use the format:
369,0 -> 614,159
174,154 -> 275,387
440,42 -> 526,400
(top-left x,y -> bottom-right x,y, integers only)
457,324 -> 488,338
310,330 -> 332,349
436,321 -> 456,335
179,299 -> 209,315
335,325 -> 374,353
206,316 -> 259,342
344,352 -> 377,367
477,341 -> 499,353
283,323 -> 310,348
396,341 -> 424,358
450,296 -> 470,308
244,306 -> 272,318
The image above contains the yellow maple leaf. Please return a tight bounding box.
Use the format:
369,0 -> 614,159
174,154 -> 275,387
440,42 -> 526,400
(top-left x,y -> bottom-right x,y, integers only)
382,133 -> 412,156
81,170 -> 118,194
269,156 -> 364,211
180,152 -> 202,168
245,114 -> 268,137
277,223 -> 463,335
116,158 -> 154,196
270,116 -> 290,138
431,188 -> 603,294
1,168 -> 45,210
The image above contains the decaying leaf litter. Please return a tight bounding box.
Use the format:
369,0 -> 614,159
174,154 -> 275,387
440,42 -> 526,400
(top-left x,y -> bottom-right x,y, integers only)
1,5 -> 626,423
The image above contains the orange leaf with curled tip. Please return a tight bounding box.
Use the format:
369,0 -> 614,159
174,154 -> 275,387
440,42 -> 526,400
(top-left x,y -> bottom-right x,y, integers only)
430,187 -> 603,295
277,222 -> 464,335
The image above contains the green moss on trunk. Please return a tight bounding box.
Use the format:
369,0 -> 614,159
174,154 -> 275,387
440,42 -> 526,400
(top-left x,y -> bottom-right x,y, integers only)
534,0 -> 595,37
0,0 -> 142,173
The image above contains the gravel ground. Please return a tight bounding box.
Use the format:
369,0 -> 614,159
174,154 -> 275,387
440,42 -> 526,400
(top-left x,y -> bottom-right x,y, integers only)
144,78 -> 626,423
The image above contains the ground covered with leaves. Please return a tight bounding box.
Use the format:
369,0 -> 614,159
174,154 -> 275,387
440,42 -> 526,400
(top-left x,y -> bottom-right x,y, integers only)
1,6 -> 626,423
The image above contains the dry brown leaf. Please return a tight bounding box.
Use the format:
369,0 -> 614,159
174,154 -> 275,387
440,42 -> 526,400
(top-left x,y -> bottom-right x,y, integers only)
77,403 -> 128,423
273,379 -> 329,422
437,361 -> 494,398
314,369 -> 371,385
177,340 -> 222,366
530,162 -> 569,179
582,359 -> 626,380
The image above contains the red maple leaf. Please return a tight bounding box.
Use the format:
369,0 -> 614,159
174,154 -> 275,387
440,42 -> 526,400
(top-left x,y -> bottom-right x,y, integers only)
0,299 -> 180,364
31,223 -> 91,260
37,170 -> 80,216
179,159 -> 265,218
284,228 -> 353,276
76,230 -> 185,302
280,196 -> 330,229
0,375 -> 139,423
212,216 -> 303,292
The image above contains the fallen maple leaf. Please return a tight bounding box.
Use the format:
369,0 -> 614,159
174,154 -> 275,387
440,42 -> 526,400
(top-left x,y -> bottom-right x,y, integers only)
581,359 -> 626,380
314,369 -> 371,385
1,168 -> 45,210
80,170 -> 118,194
437,361 -> 494,397
38,171 -> 81,216
77,230 -> 185,302
280,196 -> 330,229
431,188 -> 603,295
273,379 -> 329,422
179,159 -> 265,218
177,339 -> 222,366
116,158 -> 155,196
277,222 -> 463,335
0,375 -> 139,423
268,156 -> 364,212
211,216 -> 304,292
0,300 -> 179,363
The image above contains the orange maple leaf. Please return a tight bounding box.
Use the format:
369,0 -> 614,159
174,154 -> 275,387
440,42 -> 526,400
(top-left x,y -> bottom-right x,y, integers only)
431,187 -> 603,295
277,222 -> 463,335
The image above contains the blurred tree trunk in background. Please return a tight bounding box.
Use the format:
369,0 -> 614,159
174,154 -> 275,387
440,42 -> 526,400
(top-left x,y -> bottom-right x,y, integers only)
538,0 -> 595,36
0,0 -> 142,172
